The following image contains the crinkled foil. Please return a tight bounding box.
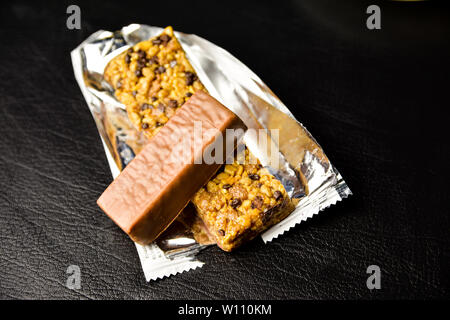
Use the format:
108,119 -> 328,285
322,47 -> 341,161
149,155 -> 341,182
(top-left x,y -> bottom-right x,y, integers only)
71,24 -> 351,281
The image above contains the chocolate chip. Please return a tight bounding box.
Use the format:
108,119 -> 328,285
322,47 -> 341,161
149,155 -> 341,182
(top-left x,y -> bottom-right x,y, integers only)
230,198 -> 241,209
251,196 -> 264,209
257,183 -> 262,188
149,56 -> 159,65
127,48 -> 133,54
151,96 -> 157,102
185,71 -> 197,85
137,49 -> 146,59
249,174 -> 260,181
141,123 -> 149,129
218,229 -> 225,237
135,69 -> 142,77
222,184 -> 231,189
273,190 -> 283,201
260,204 -> 281,223
137,59 -> 146,69
140,103 -> 151,111
156,122 -> 163,127
152,37 -> 162,45
185,92 -> 193,97
160,34 -> 172,45
132,91 -> 137,97
125,54 -> 131,64
169,60 -> 177,68
168,99 -> 178,108
155,66 -> 166,74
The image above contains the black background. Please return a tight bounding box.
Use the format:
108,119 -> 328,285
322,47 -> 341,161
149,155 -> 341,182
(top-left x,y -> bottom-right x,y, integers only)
0,0 -> 449,299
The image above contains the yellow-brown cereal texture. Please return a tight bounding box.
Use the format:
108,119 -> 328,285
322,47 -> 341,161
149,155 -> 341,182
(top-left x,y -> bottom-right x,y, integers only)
192,148 -> 295,251
104,26 -> 206,138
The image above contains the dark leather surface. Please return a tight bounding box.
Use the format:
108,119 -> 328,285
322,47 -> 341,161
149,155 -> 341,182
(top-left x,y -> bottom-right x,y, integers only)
0,0 -> 449,299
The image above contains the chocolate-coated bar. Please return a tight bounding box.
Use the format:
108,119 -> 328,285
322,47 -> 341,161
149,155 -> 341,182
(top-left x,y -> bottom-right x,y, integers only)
97,91 -> 246,244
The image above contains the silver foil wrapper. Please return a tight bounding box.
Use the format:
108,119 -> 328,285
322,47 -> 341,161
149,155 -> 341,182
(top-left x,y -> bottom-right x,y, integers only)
71,24 -> 351,281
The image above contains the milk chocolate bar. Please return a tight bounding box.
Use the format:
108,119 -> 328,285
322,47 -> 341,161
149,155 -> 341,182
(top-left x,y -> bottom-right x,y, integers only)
97,91 -> 246,245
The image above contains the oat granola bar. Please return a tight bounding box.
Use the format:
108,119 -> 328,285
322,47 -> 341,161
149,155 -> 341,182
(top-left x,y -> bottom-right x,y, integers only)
192,149 -> 295,251
104,26 -> 206,138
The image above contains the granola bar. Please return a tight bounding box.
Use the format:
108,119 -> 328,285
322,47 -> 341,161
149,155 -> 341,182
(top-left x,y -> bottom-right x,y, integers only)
104,26 -> 206,138
192,149 -> 295,251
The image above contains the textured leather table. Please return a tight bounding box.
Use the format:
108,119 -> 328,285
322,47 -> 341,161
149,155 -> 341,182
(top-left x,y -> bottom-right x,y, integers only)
0,0 -> 449,299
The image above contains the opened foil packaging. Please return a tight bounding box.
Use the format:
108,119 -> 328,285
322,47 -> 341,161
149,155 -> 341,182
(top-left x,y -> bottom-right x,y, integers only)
71,24 -> 351,281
